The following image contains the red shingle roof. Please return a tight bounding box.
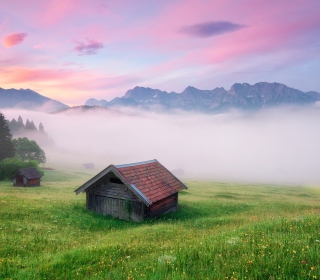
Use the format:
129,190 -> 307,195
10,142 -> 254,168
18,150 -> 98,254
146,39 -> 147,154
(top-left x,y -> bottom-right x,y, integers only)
75,159 -> 187,206
115,160 -> 187,204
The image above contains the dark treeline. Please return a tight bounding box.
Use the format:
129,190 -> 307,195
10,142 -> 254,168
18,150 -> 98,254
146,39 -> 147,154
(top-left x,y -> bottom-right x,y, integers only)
8,116 -> 53,147
0,112 -> 45,180
9,115 -> 45,134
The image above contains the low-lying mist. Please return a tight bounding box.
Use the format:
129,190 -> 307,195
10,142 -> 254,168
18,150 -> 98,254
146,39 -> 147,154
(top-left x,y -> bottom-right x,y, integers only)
3,106 -> 320,185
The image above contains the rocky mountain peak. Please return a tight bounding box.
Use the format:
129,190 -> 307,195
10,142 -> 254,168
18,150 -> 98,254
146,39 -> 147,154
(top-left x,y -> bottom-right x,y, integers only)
84,82 -> 320,112
0,87 -> 69,112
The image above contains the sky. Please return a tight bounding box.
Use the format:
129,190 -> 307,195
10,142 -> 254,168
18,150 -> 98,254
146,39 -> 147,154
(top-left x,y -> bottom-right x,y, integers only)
1,0 -> 320,106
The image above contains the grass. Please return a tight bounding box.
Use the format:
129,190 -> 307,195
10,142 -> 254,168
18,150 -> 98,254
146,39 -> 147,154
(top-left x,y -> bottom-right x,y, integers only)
0,170 -> 320,279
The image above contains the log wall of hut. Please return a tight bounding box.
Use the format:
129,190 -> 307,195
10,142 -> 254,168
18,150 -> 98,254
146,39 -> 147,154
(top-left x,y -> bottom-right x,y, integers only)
26,178 -> 40,186
147,193 -> 178,218
13,177 -> 40,187
86,172 -> 145,221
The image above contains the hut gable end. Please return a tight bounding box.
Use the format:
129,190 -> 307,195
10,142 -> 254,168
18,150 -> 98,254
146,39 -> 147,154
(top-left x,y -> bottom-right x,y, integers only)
90,172 -> 140,203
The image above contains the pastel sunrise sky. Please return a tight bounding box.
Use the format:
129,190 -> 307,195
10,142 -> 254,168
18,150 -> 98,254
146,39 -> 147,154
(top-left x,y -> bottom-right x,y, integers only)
1,0 -> 320,105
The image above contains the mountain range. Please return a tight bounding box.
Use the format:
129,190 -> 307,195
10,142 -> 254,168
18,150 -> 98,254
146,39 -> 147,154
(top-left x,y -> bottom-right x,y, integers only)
51,105 -> 128,116
86,82 -> 320,112
0,87 -> 69,112
1,82 -> 320,114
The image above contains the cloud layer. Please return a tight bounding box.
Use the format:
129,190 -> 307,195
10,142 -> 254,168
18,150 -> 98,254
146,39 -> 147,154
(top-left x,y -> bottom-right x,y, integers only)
179,21 -> 246,37
73,39 -> 104,55
2,33 -> 27,47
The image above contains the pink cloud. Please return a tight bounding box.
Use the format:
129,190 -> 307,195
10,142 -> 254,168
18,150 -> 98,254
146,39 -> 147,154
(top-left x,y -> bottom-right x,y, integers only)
34,43 -> 44,49
0,67 -> 76,83
61,62 -> 85,69
2,33 -> 28,48
73,38 -> 104,55
0,65 -> 141,103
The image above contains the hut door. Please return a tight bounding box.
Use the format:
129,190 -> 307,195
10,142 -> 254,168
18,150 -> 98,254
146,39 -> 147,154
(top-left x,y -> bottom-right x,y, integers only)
94,196 -> 121,219
104,198 -> 125,219
112,198 -> 119,218
93,196 -> 132,220
118,199 -> 130,220
107,198 -> 130,220
16,175 -> 24,185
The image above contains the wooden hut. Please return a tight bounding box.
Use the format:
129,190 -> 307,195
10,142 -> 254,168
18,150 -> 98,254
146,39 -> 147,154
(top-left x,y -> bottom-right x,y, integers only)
13,167 -> 42,187
75,159 -> 187,221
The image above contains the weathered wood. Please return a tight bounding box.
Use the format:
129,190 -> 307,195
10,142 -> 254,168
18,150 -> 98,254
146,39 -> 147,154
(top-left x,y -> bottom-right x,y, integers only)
93,180 -> 140,202
88,188 -> 179,221
13,177 -> 40,187
88,187 -> 178,221
87,194 -> 145,222
149,193 -> 178,218
80,166 -> 184,221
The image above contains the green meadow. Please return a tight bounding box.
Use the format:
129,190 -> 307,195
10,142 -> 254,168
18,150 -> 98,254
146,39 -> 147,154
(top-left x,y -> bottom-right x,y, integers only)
0,168 -> 319,280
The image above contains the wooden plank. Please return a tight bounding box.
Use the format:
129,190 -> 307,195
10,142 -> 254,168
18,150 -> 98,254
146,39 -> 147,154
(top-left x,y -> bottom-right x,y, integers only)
106,197 -> 110,216
149,194 -> 178,218
119,200 -> 127,220
88,193 -> 147,221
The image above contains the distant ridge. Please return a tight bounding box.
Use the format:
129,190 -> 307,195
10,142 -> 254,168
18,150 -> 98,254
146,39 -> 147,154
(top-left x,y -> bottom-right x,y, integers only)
2,82 -> 320,114
0,88 -> 69,112
86,82 -> 320,112
51,105 -> 127,116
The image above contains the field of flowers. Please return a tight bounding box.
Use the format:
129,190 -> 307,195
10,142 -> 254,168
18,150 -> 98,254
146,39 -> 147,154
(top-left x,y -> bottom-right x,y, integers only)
0,168 -> 319,279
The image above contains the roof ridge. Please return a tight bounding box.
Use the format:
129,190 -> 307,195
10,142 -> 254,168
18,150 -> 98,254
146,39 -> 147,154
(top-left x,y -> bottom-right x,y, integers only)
20,167 -> 37,170
115,159 -> 157,168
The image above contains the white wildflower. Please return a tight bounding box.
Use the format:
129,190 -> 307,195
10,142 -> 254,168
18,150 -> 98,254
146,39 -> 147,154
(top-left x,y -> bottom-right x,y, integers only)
158,254 -> 176,264
227,237 -> 240,245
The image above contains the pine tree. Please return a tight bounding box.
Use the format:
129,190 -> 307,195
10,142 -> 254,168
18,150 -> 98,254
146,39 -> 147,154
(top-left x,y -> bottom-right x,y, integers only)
9,118 -> 18,133
17,116 -> 24,130
25,119 -> 31,129
25,119 -> 37,131
30,121 -> 37,130
0,112 -> 15,161
39,122 -> 45,133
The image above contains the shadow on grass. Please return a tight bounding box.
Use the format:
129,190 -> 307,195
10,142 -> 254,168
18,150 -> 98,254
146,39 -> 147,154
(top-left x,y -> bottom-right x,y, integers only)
178,190 -> 191,196
40,199 -> 252,232
163,201 -> 250,220
1,194 -> 253,233
214,193 -> 239,199
147,201 -> 250,230
294,193 -> 313,198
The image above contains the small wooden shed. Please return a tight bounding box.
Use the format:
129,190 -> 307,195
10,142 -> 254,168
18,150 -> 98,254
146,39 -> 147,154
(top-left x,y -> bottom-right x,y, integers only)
13,167 -> 42,187
75,159 -> 187,221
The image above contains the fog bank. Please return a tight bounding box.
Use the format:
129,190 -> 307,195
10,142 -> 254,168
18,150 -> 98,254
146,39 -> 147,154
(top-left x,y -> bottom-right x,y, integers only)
3,106 -> 320,185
